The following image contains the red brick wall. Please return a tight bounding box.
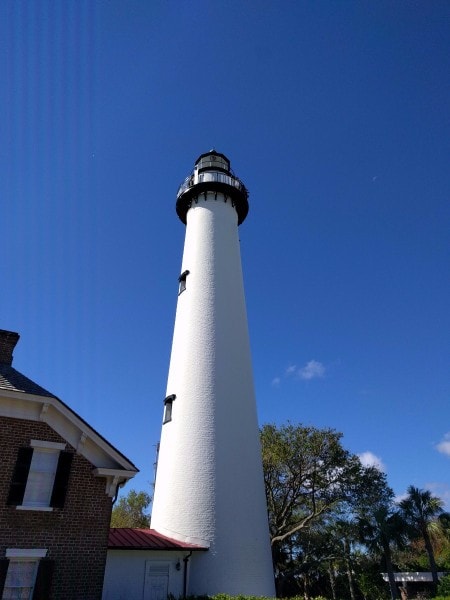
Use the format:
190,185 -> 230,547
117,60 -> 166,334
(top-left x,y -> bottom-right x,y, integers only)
0,416 -> 113,600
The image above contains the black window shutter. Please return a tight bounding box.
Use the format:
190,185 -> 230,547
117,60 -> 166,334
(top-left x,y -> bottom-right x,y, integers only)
32,559 -> 54,600
7,447 -> 33,505
0,559 -> 10,597
50,451 -> 73,508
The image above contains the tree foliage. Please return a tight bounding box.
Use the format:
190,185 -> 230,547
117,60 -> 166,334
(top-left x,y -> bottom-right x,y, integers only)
111,489 -> 151,528
358,504 -> 409,600
400,485 -> 445,587
261,422 -> 392,598
437,574 -> 450,596
261,423 -> 387,546
260,422 -> 449,599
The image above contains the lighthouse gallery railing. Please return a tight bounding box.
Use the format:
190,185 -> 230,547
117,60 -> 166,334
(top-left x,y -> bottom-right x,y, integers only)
177,171 -> 247,199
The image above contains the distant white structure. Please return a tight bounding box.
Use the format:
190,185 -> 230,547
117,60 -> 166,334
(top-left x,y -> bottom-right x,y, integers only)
151,151 -> 275,596
381,572 -> 446,583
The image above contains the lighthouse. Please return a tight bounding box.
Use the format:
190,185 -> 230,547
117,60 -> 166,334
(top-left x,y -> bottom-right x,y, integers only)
151,151 -> 275,596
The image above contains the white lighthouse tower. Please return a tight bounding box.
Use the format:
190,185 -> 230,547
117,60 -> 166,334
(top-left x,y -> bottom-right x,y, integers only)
151,151 -> 275,596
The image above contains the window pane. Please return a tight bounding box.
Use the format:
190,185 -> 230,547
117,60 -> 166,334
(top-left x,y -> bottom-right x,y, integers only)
23,449 -> 59,507
3,560 -> 37,600
163,403 -> 172,423
23,471 -> 55,505
30,450 -> 58,472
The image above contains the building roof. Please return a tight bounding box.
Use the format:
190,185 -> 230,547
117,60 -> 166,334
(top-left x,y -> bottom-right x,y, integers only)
0,364 -> 56,397
0,363 -> 138,474
108,528 -> 208,551
0,330 -> 138,486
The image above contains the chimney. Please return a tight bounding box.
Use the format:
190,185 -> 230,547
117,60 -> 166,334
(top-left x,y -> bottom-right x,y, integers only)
0,330 -> 20,366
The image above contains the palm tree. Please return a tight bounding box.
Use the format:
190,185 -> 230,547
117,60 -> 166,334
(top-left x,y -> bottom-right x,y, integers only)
400,486 -> 444,588
358,505 -> 409,600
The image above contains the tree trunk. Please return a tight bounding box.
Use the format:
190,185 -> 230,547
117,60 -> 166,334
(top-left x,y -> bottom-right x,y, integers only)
274,569 -> 284,598
303,573 -> 310,600
423,528 -> 439,589
383,541 -> 398,600
328,564 -> 337,600
345,557 -> 356,600
344,538 -> 356,600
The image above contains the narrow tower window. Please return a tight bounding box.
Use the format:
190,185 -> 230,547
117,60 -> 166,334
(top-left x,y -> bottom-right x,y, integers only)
163,395 -> 176,424
178,270 -> 190,295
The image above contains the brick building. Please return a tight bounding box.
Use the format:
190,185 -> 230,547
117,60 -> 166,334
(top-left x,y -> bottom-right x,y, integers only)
0,329 -> 138,599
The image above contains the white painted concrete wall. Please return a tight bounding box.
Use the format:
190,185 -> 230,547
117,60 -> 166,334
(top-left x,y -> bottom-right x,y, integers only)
102,551 -> 185,600
151,193 -> 275,596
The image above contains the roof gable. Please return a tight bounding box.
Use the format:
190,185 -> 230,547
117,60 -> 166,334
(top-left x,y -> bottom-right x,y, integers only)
0,365 -> 138,481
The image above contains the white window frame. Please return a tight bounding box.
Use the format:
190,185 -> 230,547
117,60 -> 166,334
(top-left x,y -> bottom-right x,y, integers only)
3,549 -> 47,600
17,441 -> 66,512
6,550 -> 47,559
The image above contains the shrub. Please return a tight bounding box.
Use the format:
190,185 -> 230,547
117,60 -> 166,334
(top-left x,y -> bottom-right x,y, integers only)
437,575 -> 450,597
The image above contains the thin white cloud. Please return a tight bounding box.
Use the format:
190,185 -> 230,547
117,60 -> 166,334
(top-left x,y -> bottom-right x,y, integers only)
271,359 -> 326,388
436,432 -> 450,456
358,451 -> 386,472
394,493 -> 408,505
299,360 -> 325,380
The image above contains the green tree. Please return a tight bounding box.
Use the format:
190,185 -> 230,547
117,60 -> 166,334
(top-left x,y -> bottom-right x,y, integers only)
358,503 -> 409,600
356,553 -> 390,600
437,573 -> 450,596
261,422 -> 390,596
262,423 -> 360,545
300,516 -> 360,600
334,518 -> 359,600
399,486 -> 444,588
111,489 -> 151,528
436,513 -> 450,570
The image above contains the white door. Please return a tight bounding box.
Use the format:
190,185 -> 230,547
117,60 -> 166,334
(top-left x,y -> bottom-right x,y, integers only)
144,563 -> 169,600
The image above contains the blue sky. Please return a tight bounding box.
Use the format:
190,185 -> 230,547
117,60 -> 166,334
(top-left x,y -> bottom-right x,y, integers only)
1,1 -> 449,507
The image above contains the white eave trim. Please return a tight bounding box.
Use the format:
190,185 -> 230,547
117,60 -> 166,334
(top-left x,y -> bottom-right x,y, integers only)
93,468 -> 137,497
0,390 -> 138,473
92,468 -> 137,479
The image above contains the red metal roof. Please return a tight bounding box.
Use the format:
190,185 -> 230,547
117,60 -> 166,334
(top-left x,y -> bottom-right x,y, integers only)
108,528 -> 207,551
